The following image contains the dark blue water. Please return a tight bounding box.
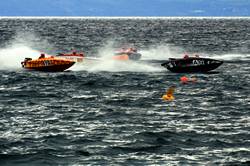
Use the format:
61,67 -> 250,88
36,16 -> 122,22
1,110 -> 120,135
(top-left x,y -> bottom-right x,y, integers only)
0,18 -> 250,165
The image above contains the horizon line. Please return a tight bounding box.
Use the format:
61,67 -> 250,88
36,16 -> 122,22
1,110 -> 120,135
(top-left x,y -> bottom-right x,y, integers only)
1,16 -> 250,19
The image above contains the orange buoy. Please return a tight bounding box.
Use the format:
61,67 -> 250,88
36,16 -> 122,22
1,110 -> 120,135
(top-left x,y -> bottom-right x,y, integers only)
180,76 -> 189,84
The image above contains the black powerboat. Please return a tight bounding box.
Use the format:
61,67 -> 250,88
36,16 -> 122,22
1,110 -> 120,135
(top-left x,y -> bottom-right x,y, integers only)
161,57 -> 223,73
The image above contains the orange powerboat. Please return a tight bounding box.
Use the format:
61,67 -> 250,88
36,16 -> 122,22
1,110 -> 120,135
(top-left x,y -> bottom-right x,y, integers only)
113,47 -> 141,61
21,54 -> 75,72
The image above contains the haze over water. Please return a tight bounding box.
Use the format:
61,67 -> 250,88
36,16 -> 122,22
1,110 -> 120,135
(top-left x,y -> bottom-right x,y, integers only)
0,18 -> 249,165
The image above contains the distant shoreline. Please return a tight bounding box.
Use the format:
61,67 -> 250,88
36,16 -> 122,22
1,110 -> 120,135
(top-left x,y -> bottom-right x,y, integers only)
0,16 -> 250,20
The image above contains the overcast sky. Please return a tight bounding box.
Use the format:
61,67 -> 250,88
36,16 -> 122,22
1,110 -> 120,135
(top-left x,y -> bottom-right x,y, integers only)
0,0 -> 249,16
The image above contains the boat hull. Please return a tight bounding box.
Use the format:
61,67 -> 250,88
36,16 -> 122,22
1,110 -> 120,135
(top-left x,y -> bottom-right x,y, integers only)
21,57 -> 75,72
24,63 -> 75,72
161,57 -> 223,73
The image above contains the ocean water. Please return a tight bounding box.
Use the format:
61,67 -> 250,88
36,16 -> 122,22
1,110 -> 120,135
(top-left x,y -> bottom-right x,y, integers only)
0,17 -> 250,165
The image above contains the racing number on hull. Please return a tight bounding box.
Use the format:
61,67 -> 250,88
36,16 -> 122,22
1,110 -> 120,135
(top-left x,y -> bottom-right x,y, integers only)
167,62 -> 176,68
44,60 -> 51,66
193,60 -> 205,65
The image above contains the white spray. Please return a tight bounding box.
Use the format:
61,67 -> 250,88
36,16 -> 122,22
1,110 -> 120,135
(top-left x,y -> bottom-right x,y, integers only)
73,41 -> 166,72
0,31 -> 54,70
0,44 -> 40,70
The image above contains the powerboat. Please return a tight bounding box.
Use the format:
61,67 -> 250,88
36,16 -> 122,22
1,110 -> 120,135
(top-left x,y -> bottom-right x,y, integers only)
113,47 -> 141,61
161,56 -> 223,73
21,54 -> 75,72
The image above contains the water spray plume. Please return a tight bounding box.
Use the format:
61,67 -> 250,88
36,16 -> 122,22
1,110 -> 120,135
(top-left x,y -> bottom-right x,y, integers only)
140,44 -> 184,60
209,53 -> 250,61
0,45 -> 41,70
72,40 -> 164,72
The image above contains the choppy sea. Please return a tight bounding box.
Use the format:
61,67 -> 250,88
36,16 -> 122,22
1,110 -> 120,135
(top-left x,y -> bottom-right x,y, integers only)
0,17 -> 250,165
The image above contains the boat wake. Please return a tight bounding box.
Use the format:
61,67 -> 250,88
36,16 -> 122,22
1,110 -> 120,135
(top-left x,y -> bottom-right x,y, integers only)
72,59 -> 164,72
140,44 -> 250,61
208,53 -> 250,61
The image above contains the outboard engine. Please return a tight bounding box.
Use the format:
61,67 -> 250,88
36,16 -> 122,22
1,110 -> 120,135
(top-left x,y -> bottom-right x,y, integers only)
21,58 -> 32,67
25,58 -> 32,61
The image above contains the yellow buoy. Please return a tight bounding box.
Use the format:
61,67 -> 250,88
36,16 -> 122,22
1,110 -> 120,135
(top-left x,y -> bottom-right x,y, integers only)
162,86 -> 175,101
